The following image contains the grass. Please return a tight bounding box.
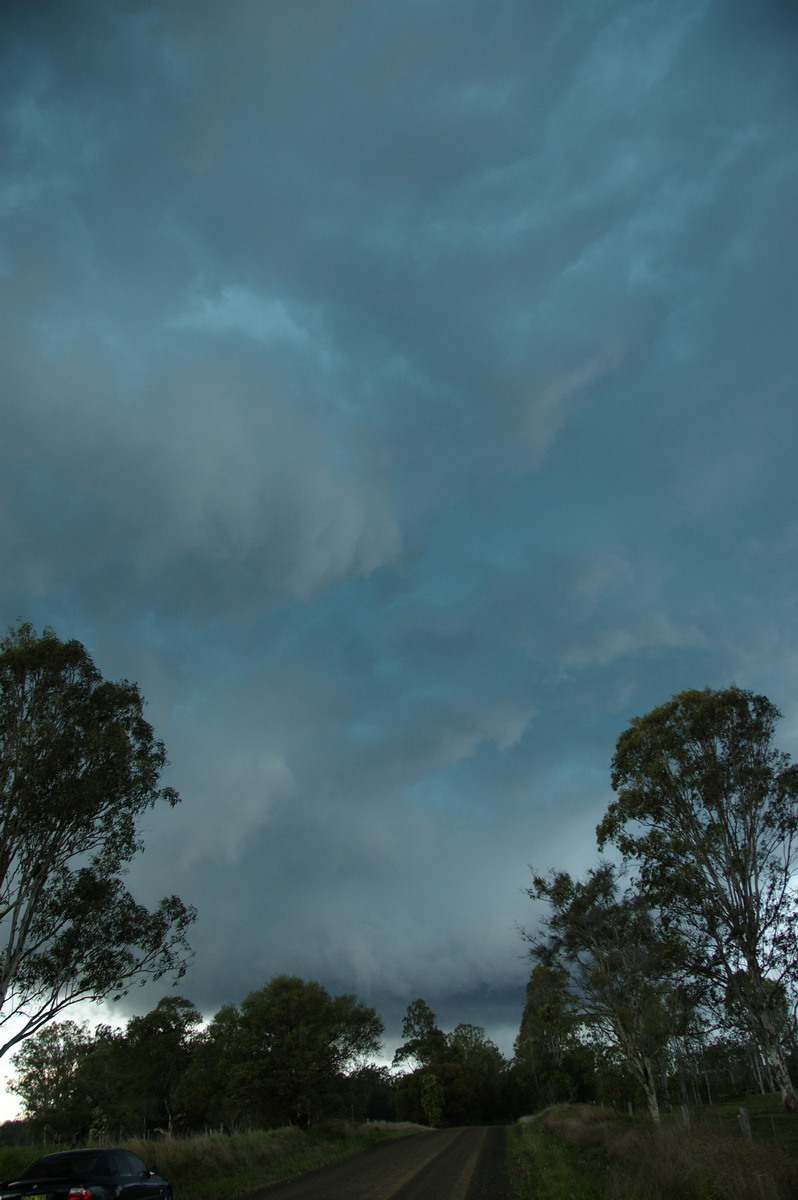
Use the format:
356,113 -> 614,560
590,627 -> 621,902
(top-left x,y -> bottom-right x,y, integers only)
0,1146 -> 59,1180
508,1105 -> 614,1200
701,1091 -> 798,1158
0,1122 -> 425,1200
508,1099 -> 798,1200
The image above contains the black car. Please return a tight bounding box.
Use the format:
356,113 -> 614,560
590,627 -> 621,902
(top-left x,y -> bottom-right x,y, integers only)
0,1150 -> 171,1200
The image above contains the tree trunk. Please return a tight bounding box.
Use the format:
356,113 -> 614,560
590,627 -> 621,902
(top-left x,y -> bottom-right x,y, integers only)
759,1015 -> 797,1111
633,1056 -> 660,1122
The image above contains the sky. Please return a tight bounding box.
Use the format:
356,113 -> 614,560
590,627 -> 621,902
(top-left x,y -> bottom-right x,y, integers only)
2,0 -> 798,1113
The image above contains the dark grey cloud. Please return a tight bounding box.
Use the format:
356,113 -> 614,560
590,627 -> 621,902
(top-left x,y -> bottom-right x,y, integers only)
1,0 -> 798,1090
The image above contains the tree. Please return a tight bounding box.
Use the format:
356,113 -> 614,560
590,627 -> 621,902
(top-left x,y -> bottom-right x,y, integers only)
395,1061 -> 482,1126
174,1003 -> 241,1131
9,1020 -> 95,1140
11,997 -> 202,1140
10,1020 -> 126,1142
344,1064 -> 397,1122
515,962 -> 578,1076
420,1072 -> 444,1126
393,1004 -> 508,1124
220,976 -> 384,1128
526,863 -> 692,1121
0,622 -> 195,1057
513,962 -> 584,1109
392,998 -> 447,1068
447,1023 -> 502,1074
597,685 -> 798,1110
111,996 -> 202,1133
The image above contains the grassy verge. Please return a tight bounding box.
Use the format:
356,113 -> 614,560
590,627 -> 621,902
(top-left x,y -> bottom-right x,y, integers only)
0,1123 -> 424,1200
0,1146 -> 58,1180
508,1105 -> 613,1200
508,1102 -> 798,1200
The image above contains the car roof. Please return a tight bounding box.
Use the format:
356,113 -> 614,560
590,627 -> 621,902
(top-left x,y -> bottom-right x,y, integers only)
39,1151 -> 122,1160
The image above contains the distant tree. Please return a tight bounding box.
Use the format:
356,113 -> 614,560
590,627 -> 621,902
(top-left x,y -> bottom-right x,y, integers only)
526,862 -> 692,1121
516,963 -> 578,1072
393,999 -> 447,1068
598,685 -> 798,1110
0,623 -> 195,1057
109,996 -> 202,1134
174,1002 -> 241,1131
9,1020 -> 95,1140
0,1119 -> 33,1146
447,1023 -> 502,1071
513,962 -> 584,1109
420,1072 -> 444,1126
220,976 -> 383,1129
395,1061 -> 484,1126
344,1064 -> 396,1122
393,1008 -> 508,1124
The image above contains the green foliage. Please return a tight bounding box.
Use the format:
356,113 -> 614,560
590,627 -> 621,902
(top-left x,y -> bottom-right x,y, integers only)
513,963 -> 588,1110
11,999 -> 203,1141
9,1021 -> 94,1141
174,1003 -> 240,1131
420,1073 -> 444,1126
177,976 -> 384,1131
12,978 -> 385,1137
75,997 -> 204,1137
525,862 -> 693,1121
344,1065 -> 397,1122
227,976 -> 383,1128
0,622 -> 195,1058
447,1023 -> 503,1074
392,999 -> 447,1068
392,999 -> 510,1124
598,685 -> 798,1104
395,1058 -> 499,1126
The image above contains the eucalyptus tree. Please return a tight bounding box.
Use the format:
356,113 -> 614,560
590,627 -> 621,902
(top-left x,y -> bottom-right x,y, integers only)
0,622 -> 195,1057
598,685 -> 798,1109
526,862 -> 692,1121
392,998 -> 447,1068
515,962 -> 578,1076
514,961 -> 587,1108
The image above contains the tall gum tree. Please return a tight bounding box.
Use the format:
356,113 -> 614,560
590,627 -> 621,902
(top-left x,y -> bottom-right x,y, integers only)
598,685 -> 798,1111
526,862 -> 691,1122
0,622 -> 196,1058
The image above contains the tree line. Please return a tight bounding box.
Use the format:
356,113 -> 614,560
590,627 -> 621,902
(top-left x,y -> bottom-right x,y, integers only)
1,624 -> 797,1136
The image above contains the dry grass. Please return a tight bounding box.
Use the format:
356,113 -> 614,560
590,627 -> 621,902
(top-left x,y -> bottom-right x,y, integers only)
510,1104 -> 798,1200
606,1121 -> 798,1200
0,1120 -> 425,1200
121,1122 -> 426,1200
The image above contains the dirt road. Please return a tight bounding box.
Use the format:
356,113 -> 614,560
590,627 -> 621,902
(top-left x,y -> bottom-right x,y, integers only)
248,1127 -> 513,1200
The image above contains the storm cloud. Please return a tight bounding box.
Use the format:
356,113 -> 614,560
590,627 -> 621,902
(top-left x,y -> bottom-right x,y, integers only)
2,0 -> 798,1080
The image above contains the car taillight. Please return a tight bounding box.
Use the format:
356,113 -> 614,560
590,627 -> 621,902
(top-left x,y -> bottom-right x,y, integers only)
68,1188 -> 92,1200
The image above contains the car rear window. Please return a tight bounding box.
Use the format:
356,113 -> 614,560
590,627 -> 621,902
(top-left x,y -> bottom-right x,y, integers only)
22,1156 -> 102,1179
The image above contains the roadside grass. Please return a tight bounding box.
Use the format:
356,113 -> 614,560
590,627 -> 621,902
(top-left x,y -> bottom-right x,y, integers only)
0,1122 -> 425,1200
701,1091 -> 798,1158
508,1105 -> 614,1200
508,1100 -> 798,1200
0,1146 -> 58,1180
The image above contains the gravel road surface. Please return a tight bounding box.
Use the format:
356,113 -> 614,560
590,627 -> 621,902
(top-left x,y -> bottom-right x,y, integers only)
247,1126 -> 513,1200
